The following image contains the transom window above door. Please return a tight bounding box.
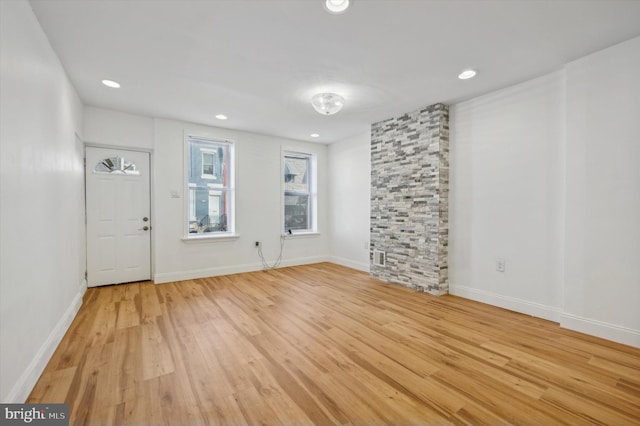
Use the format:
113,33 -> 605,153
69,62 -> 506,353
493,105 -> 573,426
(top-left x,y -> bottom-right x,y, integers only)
94,156 -> 140,175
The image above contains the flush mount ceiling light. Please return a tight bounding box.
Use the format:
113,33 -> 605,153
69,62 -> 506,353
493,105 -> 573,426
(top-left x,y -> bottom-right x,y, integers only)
458,69 -> 477,80
215,114 -> 228,120
311,93 -> 345,115
101,79 -> 120,88
324,0 -> 350,14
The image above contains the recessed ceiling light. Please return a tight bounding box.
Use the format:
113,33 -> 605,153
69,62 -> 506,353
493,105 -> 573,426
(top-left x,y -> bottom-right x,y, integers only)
458,69 -> 477,80
215,114 -> 228,120
101,79 -> 120,88
324,0 -> 350,14
310,133 -> 320,138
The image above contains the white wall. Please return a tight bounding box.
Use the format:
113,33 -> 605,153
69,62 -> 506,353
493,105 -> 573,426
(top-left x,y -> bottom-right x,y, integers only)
0,0 -> 85,402
449,72 -> 566,322
152,119 -> 329,282
450,37 -> 640,347
83,109 -> 331,282
328,132 -> 371,271
84,106 -> 154,150
563,36 -> 640,346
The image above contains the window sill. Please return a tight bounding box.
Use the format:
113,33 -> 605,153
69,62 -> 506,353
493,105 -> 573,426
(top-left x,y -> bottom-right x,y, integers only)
283,232 -> 320,239
182,233 -> 240,243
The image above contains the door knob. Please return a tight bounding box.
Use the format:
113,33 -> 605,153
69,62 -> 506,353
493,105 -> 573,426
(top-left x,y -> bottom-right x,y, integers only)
139,226 -> 149,231
143,217 -> 149,222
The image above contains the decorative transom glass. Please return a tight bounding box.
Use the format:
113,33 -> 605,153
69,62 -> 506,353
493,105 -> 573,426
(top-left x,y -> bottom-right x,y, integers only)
94,157 -> 140,175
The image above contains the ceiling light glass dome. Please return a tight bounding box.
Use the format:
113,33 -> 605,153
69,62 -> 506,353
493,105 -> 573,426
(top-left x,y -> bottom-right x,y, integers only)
324,0 -> 350,14
311,93 -> 345,115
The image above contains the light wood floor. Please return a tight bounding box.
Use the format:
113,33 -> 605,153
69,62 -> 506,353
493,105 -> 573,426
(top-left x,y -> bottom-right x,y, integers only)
29,263 -> 640,425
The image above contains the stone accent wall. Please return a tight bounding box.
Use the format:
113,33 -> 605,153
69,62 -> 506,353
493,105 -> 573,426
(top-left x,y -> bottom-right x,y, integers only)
370,103 -> 449,296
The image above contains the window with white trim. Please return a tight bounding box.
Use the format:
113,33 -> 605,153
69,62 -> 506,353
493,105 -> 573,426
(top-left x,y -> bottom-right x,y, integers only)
186,136 -> 234,236
284,151 -> 316,233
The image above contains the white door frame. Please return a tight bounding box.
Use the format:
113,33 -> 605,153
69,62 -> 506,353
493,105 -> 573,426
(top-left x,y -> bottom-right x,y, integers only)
85,144 -> 153,286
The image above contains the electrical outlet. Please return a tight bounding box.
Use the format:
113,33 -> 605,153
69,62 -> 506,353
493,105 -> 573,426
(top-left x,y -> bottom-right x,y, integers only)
255,241 -> 261,247
496,258 -> 506,272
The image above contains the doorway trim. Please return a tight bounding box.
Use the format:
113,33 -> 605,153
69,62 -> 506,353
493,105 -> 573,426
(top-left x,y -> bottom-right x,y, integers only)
84,142 -> 155,285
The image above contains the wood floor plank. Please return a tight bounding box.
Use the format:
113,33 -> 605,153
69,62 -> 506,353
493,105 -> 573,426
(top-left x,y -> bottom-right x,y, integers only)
588,355 -> 640,383
27,263 -> 640,425
26,366 -> 76,404
540,386 -> 638,425
244,357 -> 316,425
323,347 -> 453,424
485,341 -> 640,413
140,319 -> 175,380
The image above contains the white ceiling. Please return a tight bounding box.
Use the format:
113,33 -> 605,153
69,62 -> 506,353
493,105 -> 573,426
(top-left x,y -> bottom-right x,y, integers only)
30,0 -> 640,144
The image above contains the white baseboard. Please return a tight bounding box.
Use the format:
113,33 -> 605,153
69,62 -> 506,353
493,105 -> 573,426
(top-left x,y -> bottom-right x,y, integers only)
4,289 -> 84,403
560,312 -> 640,348
450,285 -> 639,348
328,256 -> 370,273
153,255 -> 330,284
449,285 -> 561,322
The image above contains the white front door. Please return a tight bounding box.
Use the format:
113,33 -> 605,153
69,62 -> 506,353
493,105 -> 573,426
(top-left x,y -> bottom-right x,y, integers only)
86,147 -> 151,287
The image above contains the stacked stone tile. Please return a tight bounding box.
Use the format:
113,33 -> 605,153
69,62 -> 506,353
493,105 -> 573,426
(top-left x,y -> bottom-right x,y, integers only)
370,103 -> 449,296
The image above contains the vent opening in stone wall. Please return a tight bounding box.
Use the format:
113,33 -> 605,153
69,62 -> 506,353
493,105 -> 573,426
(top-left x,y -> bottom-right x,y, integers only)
373,250 -> 386,267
